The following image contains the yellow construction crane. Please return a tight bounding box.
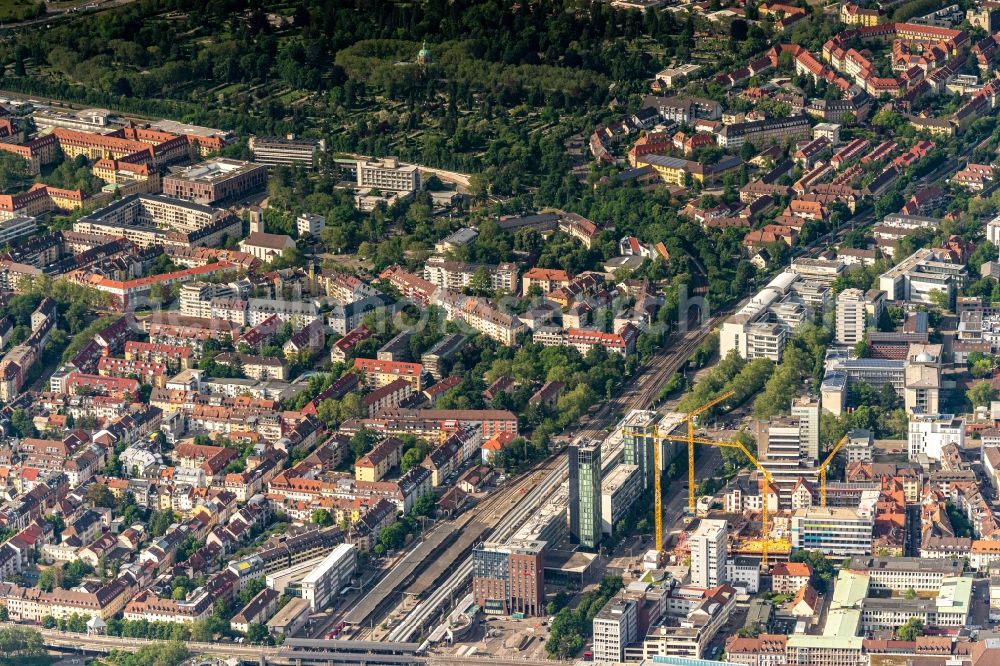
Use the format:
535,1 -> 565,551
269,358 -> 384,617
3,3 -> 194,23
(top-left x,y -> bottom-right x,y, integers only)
657,432 -> 778,567
684,391 -> 735,515
818,434 -> 850,508
625,392 -> 734,557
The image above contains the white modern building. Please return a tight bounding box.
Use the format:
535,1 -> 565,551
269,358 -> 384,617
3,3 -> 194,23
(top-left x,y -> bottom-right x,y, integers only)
790,506 -> 874,556
908,413 -> 965,462
0,216 -> 37,245
300,543 -> 356,611
988,214 -> 1000,247
790,396 -> 821,463
296,213 -> 325,236
725,556 -> 760,594
878,248 -> 968,306
720,272 -> 829,362
836,288 -> 866,345
690,519 -> 728,588
357,157 -> 420,192
593,597 -> 638,663
601,464 -> 643,535
847,555 -> 963,592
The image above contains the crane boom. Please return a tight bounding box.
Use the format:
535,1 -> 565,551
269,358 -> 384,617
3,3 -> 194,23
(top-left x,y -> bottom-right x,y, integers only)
685,391 -> 734,516
658,431 -> 774,566
818,435 -> 850,508
690,391 -> 735,419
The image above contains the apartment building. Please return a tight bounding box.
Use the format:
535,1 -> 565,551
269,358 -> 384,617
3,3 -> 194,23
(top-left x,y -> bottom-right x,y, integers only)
790,506 -> 874,556
162,158 -> 267,205
354,436 -> 405,482
327,294 -> 396,335
716,115 -> 812,149
566,325 -> 639,357
423,255 -> 518,293
77,262 -> 237,310
433,290 -> 526,346
296,213 -> 325,237
836,288 -> 867,345
247,298 -> 320,327
356,157 -> 421,192
0,216 -> 36,245
472,540 -> 546,617
379,266 -> 437,307
593,598 -> 638,663
124,341 -> 191,372
74,193 -> 234,237
248,135 -> 323,169
690,519 -> 728,588
771,561 -> 812,595
213,353 -> 288,381
353,358 -> 425,391
521,267 -> 572,296
97,356 -> 167,387
357,408 -> 518,440
420,334 -> 467,381
908,413 -> 964,461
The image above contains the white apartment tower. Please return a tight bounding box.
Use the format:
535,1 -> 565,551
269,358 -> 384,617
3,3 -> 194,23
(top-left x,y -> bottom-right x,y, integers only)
592,598 -> 638,662
690,519 -> 728,588
836,288 -> 866,345
757,417 -> 816,508
791,396 -> 821,463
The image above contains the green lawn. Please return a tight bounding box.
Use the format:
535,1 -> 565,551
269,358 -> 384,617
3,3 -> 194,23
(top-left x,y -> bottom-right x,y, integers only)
0,655 -> 61,666
0,0 -> 44,23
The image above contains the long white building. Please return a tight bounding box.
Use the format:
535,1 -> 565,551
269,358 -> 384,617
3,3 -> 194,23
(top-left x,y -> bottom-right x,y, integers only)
357,157 -> 420,192
300,544 -> 356,611
720,272 -> 829,362
791,506 -> 874,556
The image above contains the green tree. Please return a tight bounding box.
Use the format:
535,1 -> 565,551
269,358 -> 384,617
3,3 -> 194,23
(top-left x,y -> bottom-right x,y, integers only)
311,509 -> 334,527
0,625 -> 41,656
38,568 -> 57,592
85,483 -> 116,508
928,289 -> 951,311
0,151 -> 28,192
246,623 -> 269,643
968,381 -> 997,408
412,492 -> 436,518
898,617 -> 924,641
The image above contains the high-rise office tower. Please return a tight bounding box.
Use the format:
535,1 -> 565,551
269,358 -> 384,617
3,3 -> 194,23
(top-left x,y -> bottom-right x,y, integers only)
569,437 -> 603,550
